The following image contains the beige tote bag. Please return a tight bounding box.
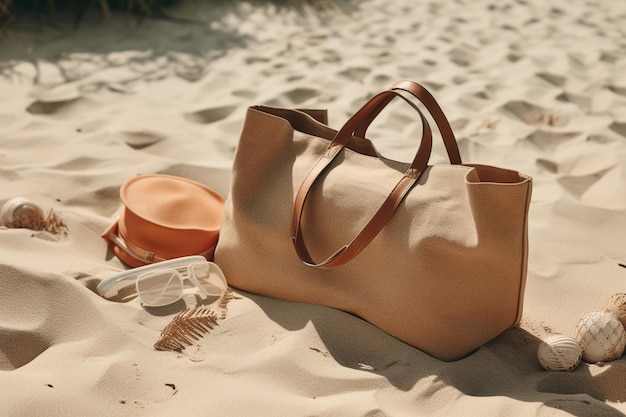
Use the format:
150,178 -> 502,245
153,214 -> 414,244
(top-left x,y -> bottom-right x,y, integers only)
215,81 -> 532,361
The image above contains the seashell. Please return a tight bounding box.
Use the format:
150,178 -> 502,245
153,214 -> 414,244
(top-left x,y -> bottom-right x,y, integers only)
603,293 -> 626,330
575,311 -> 626,363
1,197 -> 45,228
537,335 -> 582,371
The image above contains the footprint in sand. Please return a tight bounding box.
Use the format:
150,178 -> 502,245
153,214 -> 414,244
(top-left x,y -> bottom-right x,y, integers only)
262,88 -> 320,108
448,46 -> 476,67
282,88 -> 319,105
457,93 -> 491,112
538,144 -> 625,209
52,156 -> 104,171
232,89 -> 257,99
607,84 -> 626,97
372,74 -> 393,85
609,121 -> 626,138
0,266 -> 52,370
26,86 -> 83,117
0,329 -> 50,370
338,67 -> 370,82
539,398 -> 624,417
556,91 -> 607,113
587,133 -> 620,144
502,100 -> 570,127
536,72 -> 567,88
526,130 -> 581,154
26,97 -> 83,117
557,168 -> 612,196
558,167 -> 626,210
63,185 -> 122,216
538,147 -> 617,176
183,104 -> 238,125
536,365 -> 626,414
120,130 -> 168,150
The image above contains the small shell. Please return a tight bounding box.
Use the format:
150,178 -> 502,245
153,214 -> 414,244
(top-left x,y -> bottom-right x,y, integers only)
603,293 -> 626,330
575,311 -> 626,363
1,197 -> 45,228
537,335 -> 582,371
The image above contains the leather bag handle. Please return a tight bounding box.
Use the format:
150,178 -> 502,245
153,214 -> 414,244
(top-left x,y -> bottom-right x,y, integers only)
291,84 -> 438,268
354,80 -> 462,165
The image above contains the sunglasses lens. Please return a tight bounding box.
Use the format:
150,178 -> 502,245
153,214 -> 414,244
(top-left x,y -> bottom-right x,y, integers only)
136,270 -> 183,306
189,262 -> 227,296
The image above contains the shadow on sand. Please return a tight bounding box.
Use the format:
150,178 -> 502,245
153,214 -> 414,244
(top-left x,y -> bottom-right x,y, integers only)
244,291 -> 626,417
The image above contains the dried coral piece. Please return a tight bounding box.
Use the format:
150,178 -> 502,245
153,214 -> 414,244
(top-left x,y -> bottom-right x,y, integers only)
1,197 -> 68,236
41,209 -> 69,236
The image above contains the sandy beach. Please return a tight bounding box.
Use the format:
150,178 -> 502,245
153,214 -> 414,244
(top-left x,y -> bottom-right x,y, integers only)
1,0 -> 626,415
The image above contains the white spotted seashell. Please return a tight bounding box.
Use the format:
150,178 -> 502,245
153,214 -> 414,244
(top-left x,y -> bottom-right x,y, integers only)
1,197 -> 44,227
603,293 -> 626,331
575,311 -> 626,363
537,335 -> 582,371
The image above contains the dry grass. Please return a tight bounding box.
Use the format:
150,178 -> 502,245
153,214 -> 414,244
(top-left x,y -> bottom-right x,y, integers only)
1,0 -> 333,28
2,0 -> 177,25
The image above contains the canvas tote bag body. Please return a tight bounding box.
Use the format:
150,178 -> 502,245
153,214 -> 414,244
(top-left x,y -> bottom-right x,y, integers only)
215,81 -> 532,361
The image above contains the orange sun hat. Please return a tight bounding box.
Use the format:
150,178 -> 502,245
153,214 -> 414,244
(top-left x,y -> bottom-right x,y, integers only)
103,174 -> 225,267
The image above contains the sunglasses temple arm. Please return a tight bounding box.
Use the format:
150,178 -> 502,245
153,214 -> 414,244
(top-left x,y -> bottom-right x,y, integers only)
96,274 -> 138,299
108,232 -> 153,264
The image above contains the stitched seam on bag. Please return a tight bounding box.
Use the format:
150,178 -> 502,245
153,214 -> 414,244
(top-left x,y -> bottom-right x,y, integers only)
512,180 -> 532,327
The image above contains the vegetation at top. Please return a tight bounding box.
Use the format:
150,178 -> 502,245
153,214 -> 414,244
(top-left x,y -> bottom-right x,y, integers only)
0,0 -> 333,28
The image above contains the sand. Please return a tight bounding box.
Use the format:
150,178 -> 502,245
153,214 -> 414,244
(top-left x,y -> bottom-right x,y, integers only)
1,0 -> 626,415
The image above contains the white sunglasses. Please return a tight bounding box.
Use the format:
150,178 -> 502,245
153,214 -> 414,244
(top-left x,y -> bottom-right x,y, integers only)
97,256 -> 227,307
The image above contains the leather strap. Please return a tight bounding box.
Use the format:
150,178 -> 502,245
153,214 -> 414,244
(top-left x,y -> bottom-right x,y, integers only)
354,80 -> 462,165
106,222 -> 216,265
291,86 -> 435,268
